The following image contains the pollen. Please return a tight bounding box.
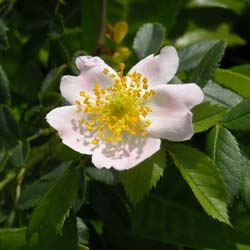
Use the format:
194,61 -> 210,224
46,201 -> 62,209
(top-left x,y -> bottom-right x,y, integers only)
75,67 -> 155,145
119,63 -> 125,70
103,68 -> 109,74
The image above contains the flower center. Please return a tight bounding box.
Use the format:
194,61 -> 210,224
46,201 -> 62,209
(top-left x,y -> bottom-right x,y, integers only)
75,63 -> 155,145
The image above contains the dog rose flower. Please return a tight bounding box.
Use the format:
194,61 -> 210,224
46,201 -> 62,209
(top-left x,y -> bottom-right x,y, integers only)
46,46 -> 204,170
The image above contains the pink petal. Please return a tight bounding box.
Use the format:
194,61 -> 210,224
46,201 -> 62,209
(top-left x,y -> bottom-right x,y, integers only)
92,136 -> 161,170
146,84 -> 204,141
128,46 -> 179,88
46,105 -> 98,154
60,56 -> 117,104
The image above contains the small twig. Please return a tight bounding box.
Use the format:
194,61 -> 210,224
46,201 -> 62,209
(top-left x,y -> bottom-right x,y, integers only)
95,0 -> 107,55
76,155 -> 91,171
0,171 -> 16,192
15,168 -> 26,202
27,128 -> 54,142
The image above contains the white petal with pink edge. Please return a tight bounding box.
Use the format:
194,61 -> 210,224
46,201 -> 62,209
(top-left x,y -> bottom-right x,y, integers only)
92,135 -> 161,170
46,105 -> 98,154
60,56 -> 118,104
128,46 -> 179,88
146,84 -> 204,141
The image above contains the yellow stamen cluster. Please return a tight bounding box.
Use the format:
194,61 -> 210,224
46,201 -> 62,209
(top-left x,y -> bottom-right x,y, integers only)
76,64 -> 155,145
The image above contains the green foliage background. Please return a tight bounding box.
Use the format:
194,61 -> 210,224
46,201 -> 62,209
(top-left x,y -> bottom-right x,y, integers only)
1,0 -> 250,249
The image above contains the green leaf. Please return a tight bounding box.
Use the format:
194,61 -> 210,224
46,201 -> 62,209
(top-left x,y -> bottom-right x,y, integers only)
190,40 -> 226,87
206,126 -> 242,202
132,194 -> 250,250
0,19 -> 9,50
41,92 -> 62,109
90,182 -> 131,230
178,40 -> 218,72
0,209 -> 7,224
78,245 -> 89,250
0,105 -> 19,148
214,68 -> 250,98
203,80 -> 243,107
77,217 -> 89,245
0,228 -> 38,250
120,149 -> 166,204
48,40 -> 70,67
27,167 -> 77,239
79,0 -> 100,53
49,14 -> 66,40
18,162 -> 70,210
168,143 -> 230,224
40,64 -> 67,97
133,22 -> 166,60
241,159 -> 250,211
192,101 -> 227,133
230,64 -> 250,77
187,0 -> 246,14
176,24 -> 245,48
38,211 -> 78,250
21,30 -> 47,63
128,0 -> 181,34
222,99 -> 250,131
0,226 -> 84,250
0,150 -> 9,173
0,65 -> 11,105
10,140 -> 30,167
85,167 -> 119,185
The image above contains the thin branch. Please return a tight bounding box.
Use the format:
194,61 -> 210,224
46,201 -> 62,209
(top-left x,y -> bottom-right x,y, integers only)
95,0 -> 107,55
0,171 -> 16,192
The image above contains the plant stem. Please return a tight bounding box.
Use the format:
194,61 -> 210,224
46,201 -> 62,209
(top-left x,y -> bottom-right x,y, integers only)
0,171 -> 16,192
96,0 -> 107,54
76,155 -> 91,171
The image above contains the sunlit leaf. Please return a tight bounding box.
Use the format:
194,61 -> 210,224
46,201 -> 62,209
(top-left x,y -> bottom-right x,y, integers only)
206,126 -> 242,202
190,40 -> 226,87
178,40 -> 218,72
192,101 -> 227,132
133,22 -> 166,60
168,143 -> 230,224
222,99 -> 250,131
230,64 -> 250,77
176,24 -> 245,47
187,0 -> 246,14
0,228 -> 38,250
214,68 -> 250,98
203,80 -> 243,107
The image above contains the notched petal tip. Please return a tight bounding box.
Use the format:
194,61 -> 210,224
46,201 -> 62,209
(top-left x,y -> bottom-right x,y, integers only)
75,56 -> 104,72
128,45 -> 179,88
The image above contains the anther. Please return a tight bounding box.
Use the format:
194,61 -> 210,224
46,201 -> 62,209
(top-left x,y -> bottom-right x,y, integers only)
119,63 -> 125,70
75,100 -> 81,105
103,68 -> 109,74
91,139 -> 99,145
80,91 -> 86,96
